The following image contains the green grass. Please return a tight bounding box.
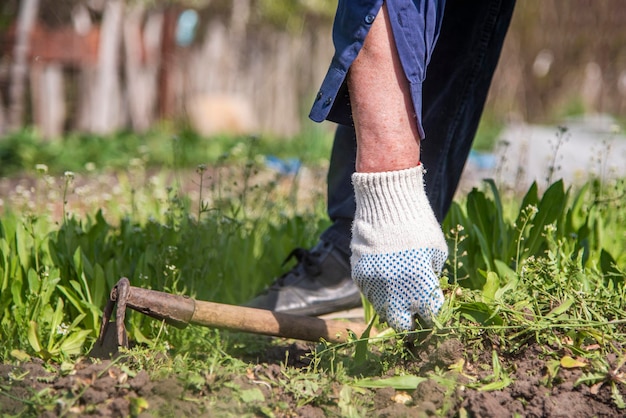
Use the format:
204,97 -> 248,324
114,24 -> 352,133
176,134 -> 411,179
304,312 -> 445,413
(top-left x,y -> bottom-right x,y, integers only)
0,125 -> 334,177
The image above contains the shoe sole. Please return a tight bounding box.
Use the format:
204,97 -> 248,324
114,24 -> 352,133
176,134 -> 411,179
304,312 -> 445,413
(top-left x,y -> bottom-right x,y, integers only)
318,307 -> 366,321
278,295 -> 362,317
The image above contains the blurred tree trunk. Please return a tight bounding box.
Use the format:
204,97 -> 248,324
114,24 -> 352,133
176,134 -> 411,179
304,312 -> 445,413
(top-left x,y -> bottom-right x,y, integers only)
8,0 -> 40,132
123,6 -> 162,132
158,8 -> 178,118
90,0 -> 124,133
30,63 -> 65,138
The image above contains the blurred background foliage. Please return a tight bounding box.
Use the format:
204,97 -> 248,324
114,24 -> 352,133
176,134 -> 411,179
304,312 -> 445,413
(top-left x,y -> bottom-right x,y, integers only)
0,0 -> 625,160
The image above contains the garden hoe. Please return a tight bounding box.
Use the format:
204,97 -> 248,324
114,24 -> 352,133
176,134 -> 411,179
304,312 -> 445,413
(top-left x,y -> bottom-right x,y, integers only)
91,277 -> 373,358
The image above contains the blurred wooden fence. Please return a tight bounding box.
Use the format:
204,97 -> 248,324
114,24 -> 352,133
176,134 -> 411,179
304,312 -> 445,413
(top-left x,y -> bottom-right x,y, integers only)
0,0 -> 333,138
488,0 -> 626,123
0,0 -> 625,139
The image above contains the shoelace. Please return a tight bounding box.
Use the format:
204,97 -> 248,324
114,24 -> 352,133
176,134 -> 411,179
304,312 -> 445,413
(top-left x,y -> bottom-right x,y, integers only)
271,248 -> 323,288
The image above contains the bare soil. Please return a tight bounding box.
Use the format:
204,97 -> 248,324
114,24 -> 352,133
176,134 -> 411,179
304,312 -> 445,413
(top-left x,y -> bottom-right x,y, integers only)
2,337 -> 624,417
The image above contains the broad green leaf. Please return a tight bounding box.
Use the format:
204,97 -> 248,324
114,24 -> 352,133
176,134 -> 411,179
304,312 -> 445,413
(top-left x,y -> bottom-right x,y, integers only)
492,350 -> 503,377
485,179 -> 513,260
27,268 -> 41,295
80,250 -> 95,282
458,302 -> 504,326
467,190 -> 495,269
482,272 -> 499,303
474,351 -> 512,391
478,379 -> 512,391
56,284 -> 87,315
353,315 -> 376,368
353,375 -> 427,390
611,382 -> 626,409
239,388 -> 265,403
66,312 -> 87,330
69,279 -> 87,301
526,180 -> 567,256
517,182 -> 539,220
58,329 -> 92,356
60,361 -> 76,374
27,320 -> 42,352
543,359 -> 560,386
93,263 -> 107,308
560,356 -> 587,369
471,224 -> 494,272
72,247 -> 83,278
547,299 -> 574,318
1,239 -> 10,292
10,274 -> 24,308
493,260 -> 518,300
10,349 -> 31,362
130,397 -> 150,416
47,240 -> 61,268
566,182 -> 590,233
575,372 -> 606,387
48,298 -> 65,350
15,222 -> 29,271
39,276 -> 61,307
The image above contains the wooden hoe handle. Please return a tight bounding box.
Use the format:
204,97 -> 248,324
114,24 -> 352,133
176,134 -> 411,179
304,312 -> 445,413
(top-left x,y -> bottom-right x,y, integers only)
101,278 -> 370,345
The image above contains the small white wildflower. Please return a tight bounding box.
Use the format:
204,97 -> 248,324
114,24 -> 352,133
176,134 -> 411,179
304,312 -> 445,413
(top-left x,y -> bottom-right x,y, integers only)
524,204 -> 538,217
544,223 -> 557,233
35,164 -> 48,174
85,162 -> 96,172
57,323 -> 69,335
64,171 -> 75,181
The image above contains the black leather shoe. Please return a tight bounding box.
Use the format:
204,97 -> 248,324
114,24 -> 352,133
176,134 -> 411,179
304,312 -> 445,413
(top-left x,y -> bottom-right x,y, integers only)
245,240 -> 362,316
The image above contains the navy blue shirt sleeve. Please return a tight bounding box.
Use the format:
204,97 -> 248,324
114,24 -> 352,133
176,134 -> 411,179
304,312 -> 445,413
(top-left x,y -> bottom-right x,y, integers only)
309,0 -> 446,139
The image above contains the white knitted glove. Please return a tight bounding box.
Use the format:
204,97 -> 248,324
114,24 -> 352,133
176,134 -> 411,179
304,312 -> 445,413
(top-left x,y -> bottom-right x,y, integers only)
351,165 -> 447,331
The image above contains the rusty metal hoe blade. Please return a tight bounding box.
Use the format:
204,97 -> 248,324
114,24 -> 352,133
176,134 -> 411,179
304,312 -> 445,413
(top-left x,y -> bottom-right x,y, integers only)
91,278 -> 131,358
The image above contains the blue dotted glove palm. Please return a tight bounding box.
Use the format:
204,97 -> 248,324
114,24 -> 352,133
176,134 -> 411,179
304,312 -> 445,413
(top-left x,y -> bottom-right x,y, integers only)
351,166 -> 447,331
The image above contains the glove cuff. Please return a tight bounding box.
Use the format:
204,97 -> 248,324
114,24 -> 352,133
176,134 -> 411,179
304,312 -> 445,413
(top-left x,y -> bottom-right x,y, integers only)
351,165 -> 447,255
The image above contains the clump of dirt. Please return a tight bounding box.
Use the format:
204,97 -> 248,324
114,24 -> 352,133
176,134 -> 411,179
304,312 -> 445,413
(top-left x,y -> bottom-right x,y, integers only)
1,339 -> 625,417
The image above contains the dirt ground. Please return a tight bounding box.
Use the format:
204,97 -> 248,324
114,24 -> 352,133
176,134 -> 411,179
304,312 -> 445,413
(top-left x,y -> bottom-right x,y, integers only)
2,336 -> 625,417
